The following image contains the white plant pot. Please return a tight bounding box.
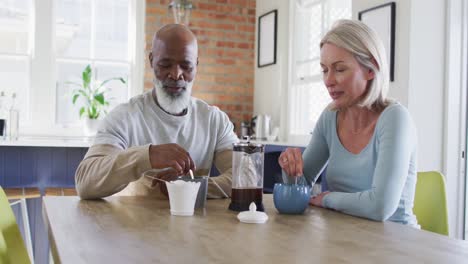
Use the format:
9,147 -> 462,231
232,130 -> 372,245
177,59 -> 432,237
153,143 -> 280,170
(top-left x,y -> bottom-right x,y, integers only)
83,118 -> 100,136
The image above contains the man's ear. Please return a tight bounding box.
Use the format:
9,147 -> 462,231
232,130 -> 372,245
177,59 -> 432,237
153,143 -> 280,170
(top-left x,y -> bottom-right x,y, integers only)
149,52 -> 153,68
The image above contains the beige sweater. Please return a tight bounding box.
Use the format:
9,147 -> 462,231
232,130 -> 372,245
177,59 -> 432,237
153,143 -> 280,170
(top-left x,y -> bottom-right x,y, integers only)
75,144 -> 233,199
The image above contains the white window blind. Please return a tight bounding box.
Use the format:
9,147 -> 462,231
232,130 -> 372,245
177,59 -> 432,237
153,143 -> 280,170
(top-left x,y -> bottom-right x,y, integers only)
289,0 -> 351,142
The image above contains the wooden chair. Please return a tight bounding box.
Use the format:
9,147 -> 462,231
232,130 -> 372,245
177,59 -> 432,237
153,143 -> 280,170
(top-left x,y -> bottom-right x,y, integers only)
1,186 -> 33,264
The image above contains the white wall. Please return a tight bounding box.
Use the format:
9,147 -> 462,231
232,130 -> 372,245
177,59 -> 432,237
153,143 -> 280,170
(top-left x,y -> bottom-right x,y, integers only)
407,0 -> 446,172
254,0 -> 290,141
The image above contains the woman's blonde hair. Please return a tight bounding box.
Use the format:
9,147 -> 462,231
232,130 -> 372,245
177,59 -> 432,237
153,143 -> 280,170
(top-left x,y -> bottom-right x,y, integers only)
320,19 -> 391,111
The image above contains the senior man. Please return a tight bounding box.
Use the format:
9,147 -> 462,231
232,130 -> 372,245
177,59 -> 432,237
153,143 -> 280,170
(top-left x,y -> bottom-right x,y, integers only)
75,24 -> 238,199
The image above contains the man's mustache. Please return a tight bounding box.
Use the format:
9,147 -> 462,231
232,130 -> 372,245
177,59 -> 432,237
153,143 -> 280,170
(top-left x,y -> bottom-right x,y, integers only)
163,80 -> 186,88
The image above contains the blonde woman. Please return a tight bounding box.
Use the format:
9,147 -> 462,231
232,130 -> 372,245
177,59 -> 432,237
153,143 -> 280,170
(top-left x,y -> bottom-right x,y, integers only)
279,20 -> 418,227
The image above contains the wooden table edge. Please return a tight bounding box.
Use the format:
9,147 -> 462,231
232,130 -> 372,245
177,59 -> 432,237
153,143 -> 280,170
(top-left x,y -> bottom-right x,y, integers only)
42,197 -> 62,264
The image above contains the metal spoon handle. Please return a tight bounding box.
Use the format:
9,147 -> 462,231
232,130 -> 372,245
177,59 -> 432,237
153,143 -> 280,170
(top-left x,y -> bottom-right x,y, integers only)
144,174 -> 169,184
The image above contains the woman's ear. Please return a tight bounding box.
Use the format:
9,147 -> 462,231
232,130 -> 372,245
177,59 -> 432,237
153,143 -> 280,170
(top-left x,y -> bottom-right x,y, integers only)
366,58 -> 378,80
366,68 -> 375,80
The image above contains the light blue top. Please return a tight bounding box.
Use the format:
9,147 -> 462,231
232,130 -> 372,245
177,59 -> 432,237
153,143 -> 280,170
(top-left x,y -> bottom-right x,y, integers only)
293,103 -> 418,227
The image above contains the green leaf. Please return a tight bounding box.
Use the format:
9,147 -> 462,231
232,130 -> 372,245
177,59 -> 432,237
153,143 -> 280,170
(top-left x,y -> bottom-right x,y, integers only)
90,106 -> 97,118
78,90 -> 89,100
94,93 -> 105,105
65,81 -> 82,87
79,107 -> 85,117
98,77 -> 126,90
82,65 -> 92,89
72,94 -> 80,104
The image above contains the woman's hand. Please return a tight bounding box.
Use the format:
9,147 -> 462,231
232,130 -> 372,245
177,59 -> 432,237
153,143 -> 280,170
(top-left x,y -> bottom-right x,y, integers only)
278,148 -> 304,177
309,191 -> 330,207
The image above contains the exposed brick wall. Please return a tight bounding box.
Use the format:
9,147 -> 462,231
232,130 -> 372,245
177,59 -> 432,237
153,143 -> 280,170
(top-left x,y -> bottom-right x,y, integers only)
144,0 -> 256,134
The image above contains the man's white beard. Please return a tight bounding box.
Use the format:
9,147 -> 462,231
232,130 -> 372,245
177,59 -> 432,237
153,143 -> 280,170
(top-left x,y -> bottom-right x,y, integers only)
154,78 -> 193,115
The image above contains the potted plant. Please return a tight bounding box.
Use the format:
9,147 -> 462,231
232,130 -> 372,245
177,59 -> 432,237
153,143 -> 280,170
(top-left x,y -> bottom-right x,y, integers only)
68,64 -> 126,136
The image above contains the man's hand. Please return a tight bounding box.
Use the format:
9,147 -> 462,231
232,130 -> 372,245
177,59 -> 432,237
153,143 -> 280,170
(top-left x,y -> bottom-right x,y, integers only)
153,169 -> 179,197
149,143 -> 196,176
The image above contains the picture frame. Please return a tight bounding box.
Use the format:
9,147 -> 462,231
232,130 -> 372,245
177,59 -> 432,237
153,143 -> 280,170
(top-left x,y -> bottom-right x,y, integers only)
257,10 -> 277,68
358,2 -> 396,81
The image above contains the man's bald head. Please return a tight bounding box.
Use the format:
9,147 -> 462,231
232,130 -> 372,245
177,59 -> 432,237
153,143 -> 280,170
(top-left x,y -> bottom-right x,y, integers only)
151,24 -> 198,54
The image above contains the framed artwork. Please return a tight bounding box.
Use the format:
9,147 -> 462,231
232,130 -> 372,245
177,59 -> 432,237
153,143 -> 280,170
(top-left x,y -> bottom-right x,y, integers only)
358,2 -> 396,81
257,10 -> 277,68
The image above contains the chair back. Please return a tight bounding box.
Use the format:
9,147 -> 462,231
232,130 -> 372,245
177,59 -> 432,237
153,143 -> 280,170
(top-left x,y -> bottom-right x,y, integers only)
0,186 -> 31,264
413,171 -> 449,236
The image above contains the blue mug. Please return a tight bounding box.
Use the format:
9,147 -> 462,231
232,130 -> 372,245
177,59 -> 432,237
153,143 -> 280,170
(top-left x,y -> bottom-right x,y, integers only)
273,183 -> 311,214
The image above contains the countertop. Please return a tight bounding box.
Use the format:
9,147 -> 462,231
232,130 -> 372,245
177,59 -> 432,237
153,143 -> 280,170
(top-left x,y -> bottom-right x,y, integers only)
0,137 -> 306,148
0,136 -> 93,148
249,139 -> 306,147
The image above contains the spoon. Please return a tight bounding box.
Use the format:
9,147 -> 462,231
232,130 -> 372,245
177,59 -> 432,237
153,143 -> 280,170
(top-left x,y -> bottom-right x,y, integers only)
189,169 -> 194,180
144,174 -> 170,184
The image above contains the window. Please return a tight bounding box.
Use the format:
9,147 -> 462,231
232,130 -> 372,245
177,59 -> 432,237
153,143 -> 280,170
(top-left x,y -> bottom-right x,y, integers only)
288,0 -> 351,142
55,0 -> 130,125
0,0 -> 143,136
0,0 -> 32,122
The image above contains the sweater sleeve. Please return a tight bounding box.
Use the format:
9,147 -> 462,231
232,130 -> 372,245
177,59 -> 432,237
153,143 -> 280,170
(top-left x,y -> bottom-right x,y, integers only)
207,150 -> 233,198
207,107 -> 237,198
213,107 -> 238,152
75,144 -> 152,199
322,106 -> 416,221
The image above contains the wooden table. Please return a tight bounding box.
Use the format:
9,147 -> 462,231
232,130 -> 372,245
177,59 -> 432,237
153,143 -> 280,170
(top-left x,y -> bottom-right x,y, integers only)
42,195 -> 468,264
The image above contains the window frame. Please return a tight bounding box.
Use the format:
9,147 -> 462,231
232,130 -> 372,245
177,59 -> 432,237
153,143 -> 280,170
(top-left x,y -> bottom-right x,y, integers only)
286,0 -> 350,144
0,0 -> 34,123
17,0 -> 144,137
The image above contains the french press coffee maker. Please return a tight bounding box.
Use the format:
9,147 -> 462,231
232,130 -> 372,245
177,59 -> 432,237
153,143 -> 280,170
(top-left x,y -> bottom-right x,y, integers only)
229,140 -> 265,211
